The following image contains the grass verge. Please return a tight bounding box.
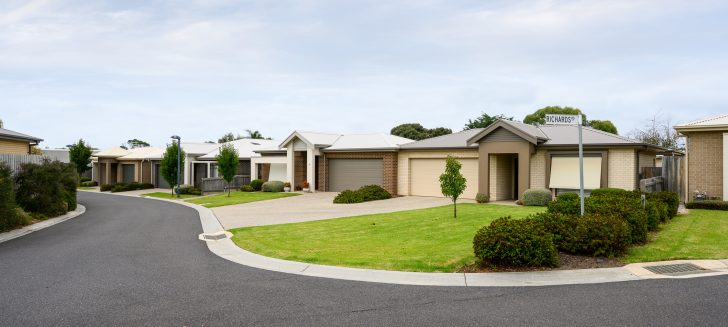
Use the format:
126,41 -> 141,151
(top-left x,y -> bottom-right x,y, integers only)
141,192 -> 198,199
186,191 -> 298,208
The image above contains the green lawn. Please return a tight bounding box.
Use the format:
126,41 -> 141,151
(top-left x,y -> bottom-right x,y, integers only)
623,209 -> 728,263
142,192 -> 199,199
186,191 -> 299,208
77,186 -> 97,191
230,204 -> 545,272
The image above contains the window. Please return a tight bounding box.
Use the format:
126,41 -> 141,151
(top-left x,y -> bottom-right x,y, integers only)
210,164 -> 218,178
549,156 -> 602,189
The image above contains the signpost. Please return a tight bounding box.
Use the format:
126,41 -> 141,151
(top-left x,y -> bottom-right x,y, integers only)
545,114 -> 585,216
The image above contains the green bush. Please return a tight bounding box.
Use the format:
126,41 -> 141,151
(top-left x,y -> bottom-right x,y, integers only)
647,192 -> 680,218
110,182 -> 155,193
333,185 -> 392,204
249,179 -> 264,191
476,193 -> 489,204
262,181 -> 284,192
547,192 -> 581,216
587,191 -> 648,244
239,185 -> 255,192
15,207 -> 33,226
589,188 -> 632,197
80,181 -> 98,187
686,200 -> 728,211
178,185 -> 202,196
80,177 -> 92,183
571,213 -> 630,257
522,188 -> 552,206
101,184 -> 114,192
473,217 -> 559,268
0,163 -> 21,232
15,160 -> 78,217
530,212 -> 577,251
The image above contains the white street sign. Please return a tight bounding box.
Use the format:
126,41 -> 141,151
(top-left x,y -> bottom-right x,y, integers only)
544,114 -> 582,125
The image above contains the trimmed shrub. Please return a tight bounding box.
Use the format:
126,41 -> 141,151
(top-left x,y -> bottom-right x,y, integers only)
80,181 -> 98,187
333,185 -> 391,204
686,200 -> 728,211
239,185 -> 255,192
80,177 -> 92,183
530,212 -> 577,251
101,184 -> 114,192
15,160 -> 78,217
572,213 -> 631,257
249,179 -> 264,191
589,188 -> 632,197
587,191 -> 648,244
178,185 -> 202,196
262,181 -> 285,192
110,182 -> 155,193
547,192 -> 581,216
522,188 -> 552,206
476,193 -> 489,204
473,217 -> 559,268
647,192 -> 680,218
0,163 -> 20,232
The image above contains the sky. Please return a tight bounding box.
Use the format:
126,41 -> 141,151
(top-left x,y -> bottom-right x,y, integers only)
1,0 -> 727,149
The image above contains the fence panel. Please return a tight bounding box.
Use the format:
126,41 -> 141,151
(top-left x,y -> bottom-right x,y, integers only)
200,175 -> 251,193
662,156 -> 684,202
0,154 -> 46,172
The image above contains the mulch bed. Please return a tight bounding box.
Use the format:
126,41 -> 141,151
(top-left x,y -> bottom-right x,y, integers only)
457,253 -> 624,273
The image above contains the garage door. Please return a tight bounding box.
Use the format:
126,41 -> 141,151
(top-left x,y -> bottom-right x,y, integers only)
155,164 -> 171,189
409,158 -> 479,199
328,159 -> 383,191
122,164 -> 135,184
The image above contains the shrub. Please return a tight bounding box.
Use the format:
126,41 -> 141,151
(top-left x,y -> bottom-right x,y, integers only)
522,188 -> 552,206
586,191 -> 648,244
571,213 -> 631,257
110,182 -> 155,193
80,181 -> 98,187
530,212 -> 577,251
647,192 -> 680,218
249,179 -> 264,191
473,217 -> 559,268
476,193 -> 489,204
589,188 -> 632,197
101,184 -> 114,192
333,185 -> 391,204
80,177 -> 92,183
644,201 -> 661,231
547,192 -> 581,216
686,200 -> 728,211
262,181 -> 284,192
15,160 -> 78,217
0,163 -> 20,232
178,185 -> 202,196
239,185 -> 255,192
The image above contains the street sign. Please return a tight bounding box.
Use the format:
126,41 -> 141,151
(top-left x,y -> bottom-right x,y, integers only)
544,114 -> 581,125
544,114 -> 585,216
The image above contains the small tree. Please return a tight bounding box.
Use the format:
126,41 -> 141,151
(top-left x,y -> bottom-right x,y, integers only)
160,142 -> 186,192
68,139 -> 93,177
440,156 -> 467,220
464,112 -> 513,130
216,144 -> 239,197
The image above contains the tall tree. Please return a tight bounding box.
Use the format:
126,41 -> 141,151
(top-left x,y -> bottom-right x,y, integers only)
440,156 -> 467,220
524,106 -> 588,125
216,144 -> 239,197
218,132 -> 244,143
160,142 -> 186,191
464,113 -> 513,130
126,139 -> 150,149
588,120 -> 619,134
390,123 -> 452,141
630,114 -> 684,151
68,139 -> 93,177
245,130 -> 265,139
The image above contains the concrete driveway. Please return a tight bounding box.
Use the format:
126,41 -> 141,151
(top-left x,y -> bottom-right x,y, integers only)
214,192 -> 463,229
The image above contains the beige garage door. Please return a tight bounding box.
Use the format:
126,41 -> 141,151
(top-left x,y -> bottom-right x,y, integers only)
409,158 -> 479,199
328,159 -> 384,191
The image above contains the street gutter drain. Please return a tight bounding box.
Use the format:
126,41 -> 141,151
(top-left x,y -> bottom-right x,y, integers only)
203,234 -> 227,240
643,263 -> 708,276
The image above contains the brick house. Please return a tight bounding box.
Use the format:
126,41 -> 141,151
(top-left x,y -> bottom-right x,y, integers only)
674,114 -> 728,200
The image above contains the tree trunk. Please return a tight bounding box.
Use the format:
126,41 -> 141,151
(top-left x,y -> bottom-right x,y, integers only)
453,200 -> 457,221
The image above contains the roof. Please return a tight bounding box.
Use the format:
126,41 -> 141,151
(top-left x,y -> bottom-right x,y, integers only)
94,147 -> 131,158
399,129 -> 484,149
280,131 -> 342,148
0,127 -> 43,143
537,125 -> 646,146
181,142 -> 221,155
324,134 -> 413,151
197,139 -> 280,160
674,114 -> 728,132
117,147 -> 165,160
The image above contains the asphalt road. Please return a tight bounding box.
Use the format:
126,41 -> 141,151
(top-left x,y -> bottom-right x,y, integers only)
1,192 -> 727,326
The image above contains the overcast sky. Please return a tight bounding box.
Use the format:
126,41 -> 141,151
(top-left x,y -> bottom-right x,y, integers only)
1,0 -> 727,149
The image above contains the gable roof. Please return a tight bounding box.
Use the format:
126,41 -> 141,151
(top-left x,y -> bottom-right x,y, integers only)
467,120 -> 549,145
279,131 -> 342,148
117,147 -> 166,160
399,129 -> 484,150
181,142 -> 221,155
197,139 -> 280,159
0,127 -> 43,143
674,114 -> 728,132
324,134 -> 413,151
94,147 -> 131,158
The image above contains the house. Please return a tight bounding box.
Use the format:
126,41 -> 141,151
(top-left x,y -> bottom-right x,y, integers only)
674,114 -> 728,200
0,127 -> 43,154
252,131 -> 413,194
399,119 -> 667,200
194,138 -> 280,186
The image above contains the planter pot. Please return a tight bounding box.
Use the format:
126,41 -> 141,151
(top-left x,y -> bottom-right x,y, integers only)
284,187 -> 291,192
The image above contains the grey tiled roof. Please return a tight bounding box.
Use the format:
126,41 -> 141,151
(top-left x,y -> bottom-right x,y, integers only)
0,127 -> 43,142
399,129 -> 484,149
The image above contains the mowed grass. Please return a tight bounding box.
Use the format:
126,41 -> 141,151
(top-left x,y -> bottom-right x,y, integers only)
142,192 -> 199,199
623,209 -> 728,263
186,191 -> 299,208
230,204 -> 545,272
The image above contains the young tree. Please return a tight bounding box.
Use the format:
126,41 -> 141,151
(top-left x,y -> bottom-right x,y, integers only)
68,139 -> 93,177
160,142 -> 186,191
390,123 -> 452,140
216,144 -> 239,197
464,113 -> 513,130
630,114 -> 684,151
440,156 -> 467,220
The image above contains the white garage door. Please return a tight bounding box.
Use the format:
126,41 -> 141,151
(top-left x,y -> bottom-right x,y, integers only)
328,159 -> 384,191
409,158 -> 479,199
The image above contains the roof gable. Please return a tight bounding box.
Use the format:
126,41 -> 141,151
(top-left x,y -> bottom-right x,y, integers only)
674,114 -> 728,132
467,120 -> 546,145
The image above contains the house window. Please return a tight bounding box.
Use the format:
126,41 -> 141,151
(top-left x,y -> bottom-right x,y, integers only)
549,156 -> 602,190
210,164 -> 218,178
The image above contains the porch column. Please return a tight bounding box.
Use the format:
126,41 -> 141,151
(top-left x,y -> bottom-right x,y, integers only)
478,149 -> 490,200
251,162 -> 258,180
105,162 -> 111,185
287,146 -> 295,186
307,148 -> 315,192
207,163 -> 211,179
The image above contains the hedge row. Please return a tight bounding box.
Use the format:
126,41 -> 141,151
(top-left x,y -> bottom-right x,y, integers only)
333,185 -> 392,204
101,182 -> 155,193
685,200 -> 728,211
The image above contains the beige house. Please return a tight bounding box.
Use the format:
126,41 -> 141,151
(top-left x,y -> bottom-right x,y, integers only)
0,127 -> 42,154
93,147 -> 166,186
399,120 -> 666,200
674,114 -> 728,201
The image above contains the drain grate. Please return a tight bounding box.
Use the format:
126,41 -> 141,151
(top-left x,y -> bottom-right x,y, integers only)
202,233 -> 227,240
643,263 -> 708,276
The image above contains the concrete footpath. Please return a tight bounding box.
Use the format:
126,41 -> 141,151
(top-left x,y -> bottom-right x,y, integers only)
81,191 -> 728,287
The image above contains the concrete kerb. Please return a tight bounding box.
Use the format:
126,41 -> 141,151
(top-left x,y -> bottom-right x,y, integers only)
0,205 -> 86,244
80,190 -> 728,287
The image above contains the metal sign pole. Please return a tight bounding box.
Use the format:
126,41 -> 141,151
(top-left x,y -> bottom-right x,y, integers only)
578,117 -> 585,216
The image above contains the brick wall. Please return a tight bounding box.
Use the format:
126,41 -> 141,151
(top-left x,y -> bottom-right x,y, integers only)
319,152 -> 398,195
529,149 -> 547,189
608,148 -> 636,190
397,150 -> 479,196
687,131 -> 723,198
293,152 -> 307,188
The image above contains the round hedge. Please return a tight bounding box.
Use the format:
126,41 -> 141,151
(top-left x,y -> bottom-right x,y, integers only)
473,217 -> 559,268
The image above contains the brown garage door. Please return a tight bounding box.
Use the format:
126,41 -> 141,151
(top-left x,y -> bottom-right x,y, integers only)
328,159 -> 384,191
409,158 -> 479,199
